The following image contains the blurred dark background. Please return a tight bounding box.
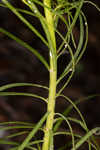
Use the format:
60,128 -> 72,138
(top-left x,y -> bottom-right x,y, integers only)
0,0 -> 100,149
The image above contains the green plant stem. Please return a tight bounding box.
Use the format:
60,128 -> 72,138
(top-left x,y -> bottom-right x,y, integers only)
42,69 -> 56,150
42,0 -> 57,150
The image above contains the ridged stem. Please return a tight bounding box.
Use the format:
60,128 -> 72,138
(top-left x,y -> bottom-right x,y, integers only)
42,0 -> 57,150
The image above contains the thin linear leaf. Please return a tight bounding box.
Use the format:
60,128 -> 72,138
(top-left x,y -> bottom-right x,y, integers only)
54,132 -> 97,150
0,121 -> 34,126
84,1 -> 100,12
0,3 -> 38,18
0,92 -> 47,103
57,14 -> 84,84
4,131 -> 28,139
0,3 -> 38,17
18,112 -> 49,150
0,139 -> 38,150
0,28 -> 49,70
10,146 -> 37,150
0,139 -> 19,146
58,0 -> 84,53
9,140 -> 43,150
71,127 -> 100,150
76,11 -> 88,64
0,82 -> 48,91
56,94 -> 88,130
54,94 -> 100,132
28,140 -> 43,146
2,0 -> 48,47
55,113 -> 75,149
22,0 -> 57,62
67,117 -> 86,130
17,8 -> 36,17
23,0 -> 52,12
56,29 -> 75,94
54,131 -> 81,138
0,126 -> 34,131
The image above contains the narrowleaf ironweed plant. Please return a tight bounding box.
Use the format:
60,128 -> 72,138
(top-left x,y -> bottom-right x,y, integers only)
0,0 -> 100,150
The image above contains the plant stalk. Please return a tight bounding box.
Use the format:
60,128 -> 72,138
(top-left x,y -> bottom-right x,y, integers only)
42,0 -> 57,150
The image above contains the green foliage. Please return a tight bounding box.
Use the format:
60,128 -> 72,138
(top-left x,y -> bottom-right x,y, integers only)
0,0 -> 100,150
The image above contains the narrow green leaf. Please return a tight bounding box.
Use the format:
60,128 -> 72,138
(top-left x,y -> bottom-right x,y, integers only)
2,0 -> 48,47
56,29 -> 75,94
84,1 -> 100,12
56,94 -> 88,130
23,0 -> 52,12
4,131 -> 28,139
18,112 -> 49,150
54,94 -> 100,132
57,14 -> 84,84
55,113 -> 75,149
71,127 -> 100,150
76,11 -> 88,64
28,140 -> 43,146
0,82 -> 48,91
0,139 -> 18,146
67,117 -> 86,130
58,0 -> 84,53
54,131 -> 81,138
0,125 -> 34,131
0,121 -> 34,126
0,92 -> 47,103
0,28 -> 49,70
54,132 -> 97,150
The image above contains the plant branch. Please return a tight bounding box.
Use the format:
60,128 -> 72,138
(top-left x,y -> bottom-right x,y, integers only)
42,0 -> 57,150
